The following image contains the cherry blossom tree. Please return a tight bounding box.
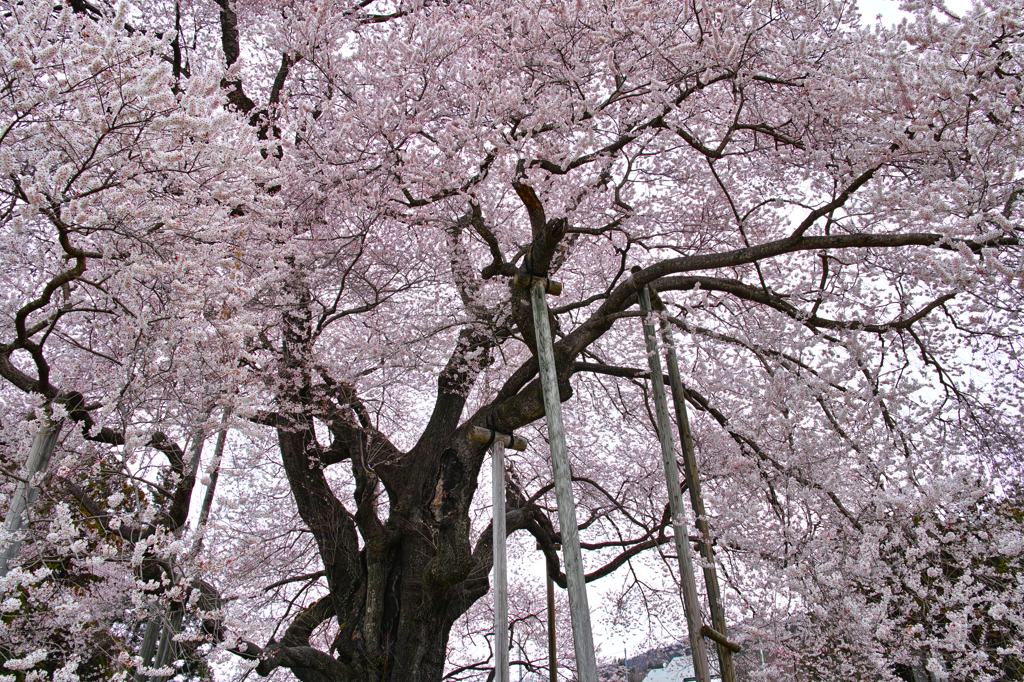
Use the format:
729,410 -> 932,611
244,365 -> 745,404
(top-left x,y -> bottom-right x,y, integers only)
2,0 -> 1023,681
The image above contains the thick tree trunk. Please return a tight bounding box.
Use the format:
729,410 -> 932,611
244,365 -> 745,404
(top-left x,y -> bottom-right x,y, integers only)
267,389 -> 494,682
260,227 -> 563,682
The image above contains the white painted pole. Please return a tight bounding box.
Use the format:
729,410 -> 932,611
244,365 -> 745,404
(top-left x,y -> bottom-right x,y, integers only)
530,279 -> 598,682
492,437 -> 509,682
1,417 -> 64,577
638,286 -> 712,682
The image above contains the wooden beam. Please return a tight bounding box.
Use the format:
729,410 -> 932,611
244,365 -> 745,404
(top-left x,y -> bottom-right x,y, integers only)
530,279 -> 597,682
513,272 -> 563,296
638,286 -> 712,682
701,626 -> 742,654
470,426 -> 528,451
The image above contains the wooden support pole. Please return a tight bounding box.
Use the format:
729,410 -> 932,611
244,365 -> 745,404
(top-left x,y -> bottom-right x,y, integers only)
1,417 -> 63,577
134,609 -> 161,682
653,286 -> 739,682
190,408 -> 232,559
638,286 -> 712,682
151,606 -> 185,682
541,542 -> 560,682
493,436 -> 510,682
530,279 -> 598,682
538,540 -> 561,682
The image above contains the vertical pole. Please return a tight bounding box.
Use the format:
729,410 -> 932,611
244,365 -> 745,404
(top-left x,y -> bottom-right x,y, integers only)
638,287 -> 711,682
547,570 -> 557,682
493,438 -> 509,682
658,311 -> 736,682
150,606 -> 184,682
910,658 -> 930,682
189,410 -> 230,558
530,280 -> 598,682
135,609 -> 161,682
1,417 -> 64,577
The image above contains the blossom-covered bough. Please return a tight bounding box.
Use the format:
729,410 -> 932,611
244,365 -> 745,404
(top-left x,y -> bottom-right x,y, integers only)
1,0 -> 1022,681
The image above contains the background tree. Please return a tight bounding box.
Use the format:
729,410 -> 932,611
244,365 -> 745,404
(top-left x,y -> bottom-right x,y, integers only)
2,0 -> 1023,681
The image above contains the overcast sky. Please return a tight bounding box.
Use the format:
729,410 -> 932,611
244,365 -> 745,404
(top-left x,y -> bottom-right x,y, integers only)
858,0 -> 975,25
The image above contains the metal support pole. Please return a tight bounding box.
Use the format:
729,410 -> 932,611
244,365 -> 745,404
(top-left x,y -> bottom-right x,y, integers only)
493,437 -> 509,682
530,279 -> 598,682
1,417 -> 64,577
638,286 -> 711,682
657,304 -> 738,682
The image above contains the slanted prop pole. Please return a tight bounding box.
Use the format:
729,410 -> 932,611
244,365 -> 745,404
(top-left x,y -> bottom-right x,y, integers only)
1,415 -> 64,578
529,278 -> 598,682
638,285 -> 712,682
652,287 -> 740,682
151,605 -> 185,682
134,605 -> 161,682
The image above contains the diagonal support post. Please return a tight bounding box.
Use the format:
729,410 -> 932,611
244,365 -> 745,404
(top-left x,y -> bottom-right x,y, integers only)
529,278 -> 598,682
1,416 -> 64,578
639,286 -> 712,682
651,287 -> 739,682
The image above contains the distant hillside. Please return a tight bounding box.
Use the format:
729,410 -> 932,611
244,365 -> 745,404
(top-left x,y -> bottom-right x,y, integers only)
624,643 -> 690,671
598,642 -> 696,682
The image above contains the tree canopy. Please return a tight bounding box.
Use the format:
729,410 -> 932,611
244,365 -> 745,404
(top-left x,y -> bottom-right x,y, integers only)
1,0 -> 1023,680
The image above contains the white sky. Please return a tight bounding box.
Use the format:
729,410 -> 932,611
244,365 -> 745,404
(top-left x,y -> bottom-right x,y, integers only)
858,0 -> 975,25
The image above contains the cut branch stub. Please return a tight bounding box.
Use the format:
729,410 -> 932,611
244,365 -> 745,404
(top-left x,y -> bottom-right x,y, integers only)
701,625 -> 742,654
